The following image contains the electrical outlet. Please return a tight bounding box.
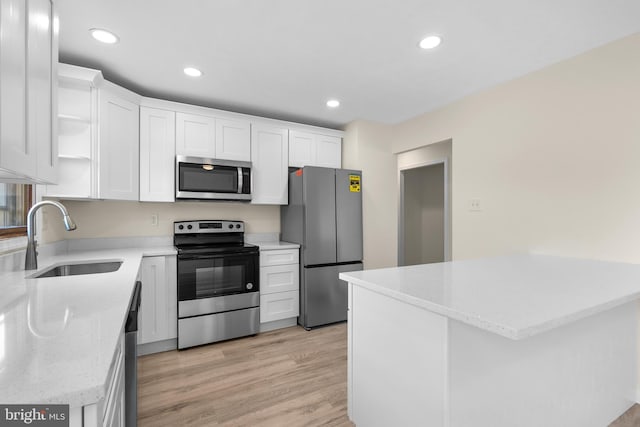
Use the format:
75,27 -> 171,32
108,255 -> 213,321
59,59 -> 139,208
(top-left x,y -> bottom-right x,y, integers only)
151,214 -> 159,226
469,198 -> 482,212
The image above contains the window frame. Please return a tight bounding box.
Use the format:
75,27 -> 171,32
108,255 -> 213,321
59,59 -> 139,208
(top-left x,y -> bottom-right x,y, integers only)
0,184 -> 33,239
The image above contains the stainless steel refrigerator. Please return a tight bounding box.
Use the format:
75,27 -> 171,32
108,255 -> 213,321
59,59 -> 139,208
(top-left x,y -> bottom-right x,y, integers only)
281,166 -> 363,329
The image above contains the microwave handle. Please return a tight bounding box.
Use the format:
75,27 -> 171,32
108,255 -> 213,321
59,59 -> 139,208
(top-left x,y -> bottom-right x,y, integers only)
237,167 -> 243,194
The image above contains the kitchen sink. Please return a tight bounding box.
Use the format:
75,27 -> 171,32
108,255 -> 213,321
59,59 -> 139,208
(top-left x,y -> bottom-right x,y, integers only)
33,261 -> 123,278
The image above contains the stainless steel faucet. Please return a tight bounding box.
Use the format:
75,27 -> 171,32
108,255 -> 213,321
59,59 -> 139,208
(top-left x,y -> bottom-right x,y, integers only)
25,201 -> 77,270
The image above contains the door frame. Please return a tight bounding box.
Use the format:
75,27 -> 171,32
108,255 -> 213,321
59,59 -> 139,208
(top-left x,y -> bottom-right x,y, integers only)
398,158 -> 450,266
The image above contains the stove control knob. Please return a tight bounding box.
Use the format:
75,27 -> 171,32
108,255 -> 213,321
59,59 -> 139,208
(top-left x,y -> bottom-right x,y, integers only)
235,224 -> 241,229
246,283 -> 254,290
178,225 -> 184,230
228,224 -> 234,229
187,224 -> 193,230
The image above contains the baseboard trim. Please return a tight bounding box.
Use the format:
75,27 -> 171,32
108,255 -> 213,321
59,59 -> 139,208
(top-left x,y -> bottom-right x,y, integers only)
138,338 -> 177,356
259,317 -> 297,333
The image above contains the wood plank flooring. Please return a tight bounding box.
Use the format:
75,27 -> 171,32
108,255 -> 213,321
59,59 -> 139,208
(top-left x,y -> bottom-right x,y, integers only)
138,322 -> 639,426
610,404 -> 640,427
137,323 -> 353,426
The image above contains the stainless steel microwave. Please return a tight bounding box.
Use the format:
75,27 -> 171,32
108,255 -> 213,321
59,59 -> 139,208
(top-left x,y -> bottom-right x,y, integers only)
175,155 -> 251,201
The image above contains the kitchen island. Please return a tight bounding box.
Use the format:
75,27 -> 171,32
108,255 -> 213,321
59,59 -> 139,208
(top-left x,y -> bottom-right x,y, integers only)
339,255 -> 640,427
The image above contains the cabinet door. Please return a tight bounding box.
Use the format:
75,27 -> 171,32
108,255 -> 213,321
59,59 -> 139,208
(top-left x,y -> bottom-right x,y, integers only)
251,124 -> 288,204
0,0 -> 33,177
101,331 -> 125,427
28,0 -> 57,183
175,112 -> 216,158
215,118 -> 250,161
139,107 -> 175,202
288,130 -> 315,168
99,88 -> 139,200
315,134 -> 342,168
139,256 -> 177,345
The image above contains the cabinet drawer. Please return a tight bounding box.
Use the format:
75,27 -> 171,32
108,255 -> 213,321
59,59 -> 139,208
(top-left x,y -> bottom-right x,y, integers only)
260,291 -> 299,323
260,264 -> 299,294
260,249 -> 299,267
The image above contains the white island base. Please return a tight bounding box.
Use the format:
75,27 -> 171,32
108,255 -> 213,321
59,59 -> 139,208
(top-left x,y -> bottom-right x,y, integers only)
342,256 -> 640,427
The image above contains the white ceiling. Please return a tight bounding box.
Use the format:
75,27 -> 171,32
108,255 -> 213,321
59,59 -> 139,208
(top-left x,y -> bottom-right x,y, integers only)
56,0 -> 640,129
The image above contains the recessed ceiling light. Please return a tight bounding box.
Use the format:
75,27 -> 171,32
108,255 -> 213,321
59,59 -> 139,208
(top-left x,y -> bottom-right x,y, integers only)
326,99 -> 340,108
419,35 -> 442,50
90,28 -> 119,44
184,67 -> 203,77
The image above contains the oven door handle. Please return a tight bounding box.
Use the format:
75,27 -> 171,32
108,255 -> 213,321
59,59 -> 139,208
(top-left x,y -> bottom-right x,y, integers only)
178,252 -> 252,261
178,254 -> 222,261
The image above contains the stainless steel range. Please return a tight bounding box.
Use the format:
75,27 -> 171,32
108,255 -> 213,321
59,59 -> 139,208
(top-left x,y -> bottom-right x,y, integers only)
174,220 -> 259,349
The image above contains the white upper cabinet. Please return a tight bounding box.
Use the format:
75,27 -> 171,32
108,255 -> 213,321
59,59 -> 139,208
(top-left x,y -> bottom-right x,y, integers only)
44,65 -> 99,199
288,130 -> 341,169
139,106 -> 175,202
175,111 -> 251,161
315,134 -> 342,168
215,118 -> 251,161
288,131 -> 314,168
0,0 -> 58,183
251,124 -> 288,205
47,66 -> 140,200
0,0 -> 31,178
175,112 -> 216,158
29,0 -> 57,183
98,83 -> 140,200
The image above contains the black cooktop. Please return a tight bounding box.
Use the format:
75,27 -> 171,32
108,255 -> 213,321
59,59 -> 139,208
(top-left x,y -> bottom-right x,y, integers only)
174,220 -> 257,255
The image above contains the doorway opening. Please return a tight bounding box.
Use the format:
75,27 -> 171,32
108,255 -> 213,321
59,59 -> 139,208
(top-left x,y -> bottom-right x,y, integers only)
398,159 -> 450,266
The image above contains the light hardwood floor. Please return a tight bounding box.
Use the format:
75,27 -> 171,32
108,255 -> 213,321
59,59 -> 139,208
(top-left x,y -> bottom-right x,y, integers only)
138,322 -> 638,426
138,323 -> 353,426
610,404 -> 640,427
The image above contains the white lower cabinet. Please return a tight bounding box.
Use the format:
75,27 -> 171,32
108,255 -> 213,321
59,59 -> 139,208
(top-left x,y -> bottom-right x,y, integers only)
260,248 -> 299,325
78,329 -> 125,427
261,291 -> 299,323
138,255 -> 177,346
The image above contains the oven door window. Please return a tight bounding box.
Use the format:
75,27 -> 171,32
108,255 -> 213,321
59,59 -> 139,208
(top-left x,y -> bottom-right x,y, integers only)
178,253 -> 257,300
179,162 -> 238,193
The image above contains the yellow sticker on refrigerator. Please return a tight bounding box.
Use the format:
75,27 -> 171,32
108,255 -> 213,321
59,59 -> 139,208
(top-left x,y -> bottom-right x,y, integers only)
349,175 -> 361,192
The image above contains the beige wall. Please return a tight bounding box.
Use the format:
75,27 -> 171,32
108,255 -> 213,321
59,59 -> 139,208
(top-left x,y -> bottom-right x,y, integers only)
393,32 -> 640,262
41,200 -> 280,242
343,120 -> 397,269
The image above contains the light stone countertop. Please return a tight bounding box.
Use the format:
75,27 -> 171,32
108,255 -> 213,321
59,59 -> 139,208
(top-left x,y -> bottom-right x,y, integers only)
254,241 -> 300,251
340,254 -> 640,340
0,246 -> 176,407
